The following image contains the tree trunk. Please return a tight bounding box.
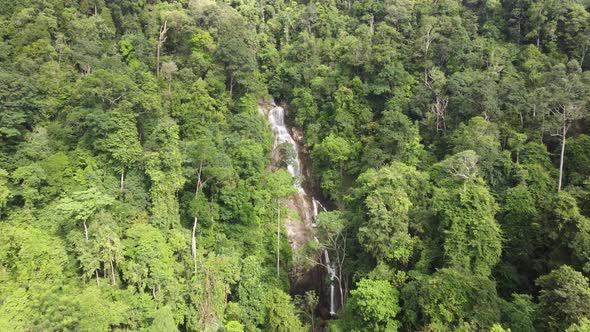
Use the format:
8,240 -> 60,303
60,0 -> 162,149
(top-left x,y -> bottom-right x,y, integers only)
156,44 -> 161,79
192,161 -> 203,274
277,198 -> 280,277
558,119 -> 567,192
338,274 -> 344,310
83,221 -> 89,241
110,260 -> 116,285
192,216 -> 198,273
229,73 -> 234,98
156,21 -> 168,79
120,167 -> 125,197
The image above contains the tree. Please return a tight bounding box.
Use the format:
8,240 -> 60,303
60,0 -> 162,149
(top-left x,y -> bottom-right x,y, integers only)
0,223 -> 68,284
497,184 -> 540,292
433,152 -> 502,276
449,117 -> 510,188
355,162 -> 429,267
345,278 -> 401,331
12,164 -> 46,210
144,118 -> 184,229
183,136 -> 234,273
291,87 -> 318,129
149,305 -> 178,332
121,223 -> 175,298
75,286 -> 128,332
501,294 -> 536,332
56,188 -> 114,242
156,20 -> 168,80
0,168 -> 9,210
265,288 -> 305,332
315,211 -> 348,309
535,265 -> 590,331
405,268 -> 502,331
566,318 -> 590,332
225,320 -> 244,332
82,212 -> 123,285
543,191 -> 590,273
295,290 -> 319,332
374,109 -> 426,167
332,85 -> 372,138
565,135 -> 590,185
161,61 -> 177,95
557,3 -> 590,65
238,256 -> 267,330
264,169 -> 296,276
312,134 -> 357,199
215,7 -> 257,97
543,63 -> 590,191
188,254 -> 240,331
95,104 -> 142,196
56,189 -> 115,284
0,70 -> 39,141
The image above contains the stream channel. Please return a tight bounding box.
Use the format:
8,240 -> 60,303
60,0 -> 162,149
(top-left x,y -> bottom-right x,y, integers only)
264,101 -> 338,320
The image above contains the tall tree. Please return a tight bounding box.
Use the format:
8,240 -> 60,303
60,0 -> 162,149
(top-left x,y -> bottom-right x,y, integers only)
535,265 -> 590,331
433,151 -> 502,276
543,63 -> 590,191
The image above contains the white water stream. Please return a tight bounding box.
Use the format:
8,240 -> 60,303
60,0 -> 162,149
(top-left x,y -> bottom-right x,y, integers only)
268,104 -> 304,192
267,103 -> 337,316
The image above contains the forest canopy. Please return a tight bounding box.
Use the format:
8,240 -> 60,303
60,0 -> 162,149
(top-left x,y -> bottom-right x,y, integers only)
1,0 -> 590,331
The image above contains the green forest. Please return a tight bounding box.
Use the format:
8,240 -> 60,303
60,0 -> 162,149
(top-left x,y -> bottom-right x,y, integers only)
1,0 -> 590,331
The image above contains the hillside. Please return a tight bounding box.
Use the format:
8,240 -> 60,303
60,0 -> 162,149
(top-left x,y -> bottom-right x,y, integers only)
1,1 -> 590,331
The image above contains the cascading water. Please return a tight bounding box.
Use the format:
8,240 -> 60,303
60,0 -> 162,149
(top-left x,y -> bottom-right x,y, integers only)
323,250 -> 337,316
266,102 -> 338,317
268,104 -> 304,192
314,200 -> 336,316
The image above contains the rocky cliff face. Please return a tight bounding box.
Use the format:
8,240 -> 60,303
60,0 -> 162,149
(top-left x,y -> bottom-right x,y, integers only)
261,101 -> 336,320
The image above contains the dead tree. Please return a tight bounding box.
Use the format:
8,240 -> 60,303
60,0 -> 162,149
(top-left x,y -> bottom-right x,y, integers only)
156,20 -> 169,79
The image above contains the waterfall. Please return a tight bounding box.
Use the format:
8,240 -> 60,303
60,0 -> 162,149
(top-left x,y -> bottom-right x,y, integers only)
323,249 -> 337,316
266,102 -> 337,317
268,105 -> 304,192
313,197 -> 335,316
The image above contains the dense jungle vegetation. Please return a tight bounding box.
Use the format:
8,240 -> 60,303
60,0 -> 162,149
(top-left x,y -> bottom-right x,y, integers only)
1,0 -> 590,331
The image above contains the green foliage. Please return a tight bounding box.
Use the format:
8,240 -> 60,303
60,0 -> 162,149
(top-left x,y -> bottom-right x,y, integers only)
408,268 -> 502,331
373,109 -> 426,167
144,119 -> 184,228
56,188 -> 115,228
1,0 -> 590,331
535,265 -> 590,331
312,133 -> 357,199
0,223 -> 68,283
238,256 -> 267,329
566,134 -> 590,185
433,163 -> 502,276
0,168 -> 9,210
150,305 -> 178,332
265,288 -> 305,332
567,318 -> 590,332
121,223 -> 175,294
345,278 -> 401,331
449,117 -> 511,187
501,294 -> 536,332
0,69 -> 40,140
354,162 -> 429,265
225,320 -> 245,332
